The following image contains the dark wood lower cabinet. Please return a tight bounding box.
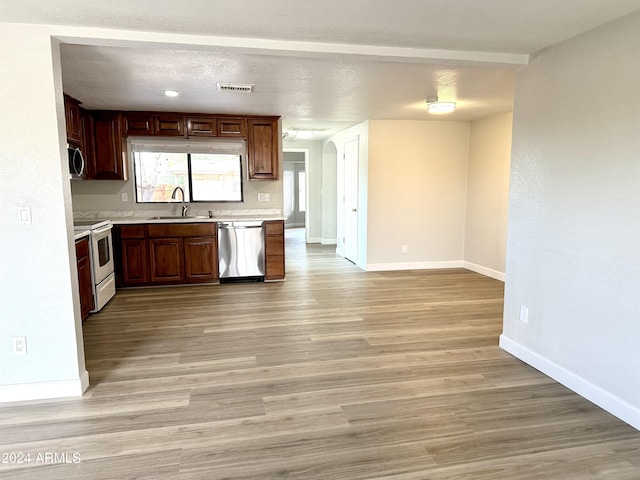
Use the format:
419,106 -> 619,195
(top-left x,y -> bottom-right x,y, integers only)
185,236 -> 218,283
114,223 -> 218,287
121,239 -> 149,285
149,238 -> 185,283
264,220 -> 285,281
75,237 -> 95,320
114,221 -> 284,286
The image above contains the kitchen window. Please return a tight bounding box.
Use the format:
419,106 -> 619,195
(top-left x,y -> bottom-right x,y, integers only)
131,139 -> 244,203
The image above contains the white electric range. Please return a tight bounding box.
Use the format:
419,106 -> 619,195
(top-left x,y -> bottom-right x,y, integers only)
73,219 -> 116,312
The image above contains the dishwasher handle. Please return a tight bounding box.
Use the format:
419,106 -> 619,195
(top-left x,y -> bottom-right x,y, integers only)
218,222 -> 264,229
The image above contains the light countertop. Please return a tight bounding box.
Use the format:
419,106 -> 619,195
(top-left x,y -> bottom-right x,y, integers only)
109,215 -> 285,225
74,210 -> 285,225
73,230 -> 91,240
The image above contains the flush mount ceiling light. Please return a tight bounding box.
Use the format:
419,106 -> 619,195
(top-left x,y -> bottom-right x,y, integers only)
284,128 -> 326,140
426,96 -> 456,114
164,89 -> 179,97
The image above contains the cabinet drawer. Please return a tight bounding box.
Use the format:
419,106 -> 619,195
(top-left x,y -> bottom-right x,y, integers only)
264,221 -> 284,236
119,224 -> 147,239
147,223 -> 216,238
265,255 -> 285,280
265,235 -> 284,255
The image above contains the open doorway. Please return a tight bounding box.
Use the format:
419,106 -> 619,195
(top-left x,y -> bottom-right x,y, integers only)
282,149 -> 308,244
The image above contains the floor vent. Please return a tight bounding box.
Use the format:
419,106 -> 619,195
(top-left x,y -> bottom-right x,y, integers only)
216,82 -> 254,93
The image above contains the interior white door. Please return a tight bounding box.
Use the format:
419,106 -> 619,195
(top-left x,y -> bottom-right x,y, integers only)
343,138 -> 359,263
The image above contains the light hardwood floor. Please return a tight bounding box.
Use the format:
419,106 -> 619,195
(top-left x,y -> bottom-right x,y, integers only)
1,228 -> 639,479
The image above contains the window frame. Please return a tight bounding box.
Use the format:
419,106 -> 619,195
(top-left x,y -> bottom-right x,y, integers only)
130,138 -> 245,204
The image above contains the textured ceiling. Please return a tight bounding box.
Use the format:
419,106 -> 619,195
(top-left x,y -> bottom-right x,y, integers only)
3,0 -> 639,138
3,0 -> 640,53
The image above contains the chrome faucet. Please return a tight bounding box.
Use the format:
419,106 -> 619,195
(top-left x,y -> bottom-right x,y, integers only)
171,186 -> 190,216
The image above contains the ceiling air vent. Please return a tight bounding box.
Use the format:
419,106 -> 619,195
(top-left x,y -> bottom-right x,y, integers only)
216,82 -> 254,93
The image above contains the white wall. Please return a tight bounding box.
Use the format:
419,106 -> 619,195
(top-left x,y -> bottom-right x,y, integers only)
0,24 -> 87,401
464,112 -> 512,280
367,120 -> 469,270
501,11 -> 640,430
321,142 -> 338,244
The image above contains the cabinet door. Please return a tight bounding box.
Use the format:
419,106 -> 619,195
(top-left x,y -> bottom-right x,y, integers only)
92,111 -> 126,180
64,94 -> 82,145
121,238 -> 149,286
124,113 -> 154,136
217,118 -> 246,137
185,236 -> 218,283
264,220 -> 285,280
187,117 -> 217,137
247,118 -> 279,180
80,108 -> 94,178
75,238 -> 95,320
154,115 -> 185,136
149,238 -> 185,283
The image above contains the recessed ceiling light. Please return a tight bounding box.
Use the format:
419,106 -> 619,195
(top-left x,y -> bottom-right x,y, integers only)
164,90 -> 179,97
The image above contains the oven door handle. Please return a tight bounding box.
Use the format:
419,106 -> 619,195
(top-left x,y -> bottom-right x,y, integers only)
92,224 -> 113,236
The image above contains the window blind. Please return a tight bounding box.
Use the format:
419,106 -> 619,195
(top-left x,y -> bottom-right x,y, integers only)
129,138 -> 245,155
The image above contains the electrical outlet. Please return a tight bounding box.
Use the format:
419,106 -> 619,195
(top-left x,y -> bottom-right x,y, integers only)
13,336 -> 27,355
121,192 -> 129,202
519,306 -> 529,324
401,245 -> 408,254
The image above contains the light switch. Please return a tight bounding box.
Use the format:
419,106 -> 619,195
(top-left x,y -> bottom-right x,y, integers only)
121,192 -> 129,202
19,206 -> 32,225
258,193 -> 271,202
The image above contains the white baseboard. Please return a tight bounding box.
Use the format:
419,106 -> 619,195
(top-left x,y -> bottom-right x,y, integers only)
366,260 -> 464,272
0,370 -> 90,403
499,335 -> 640,432
307,237 -> 321,244
464,261 -> 505,281
321,238 -> 337,245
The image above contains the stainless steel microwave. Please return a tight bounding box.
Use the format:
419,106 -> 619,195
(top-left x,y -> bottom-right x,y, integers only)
68,145 -> 85,179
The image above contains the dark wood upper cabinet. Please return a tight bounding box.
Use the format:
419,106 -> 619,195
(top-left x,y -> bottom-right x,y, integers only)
64,94 -> 82,145
187,117 -> 217,137
154,115 -> 185,136
124,113 -> 154,136
247,118 -> 279,180
66,96 -> 282,181
91,111 -> 126,180
217,118 -> 246,137
79,108 -> 94,179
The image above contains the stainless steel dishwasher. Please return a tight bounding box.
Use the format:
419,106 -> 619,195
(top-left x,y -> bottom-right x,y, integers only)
218,221 -> 265,281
